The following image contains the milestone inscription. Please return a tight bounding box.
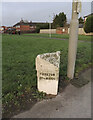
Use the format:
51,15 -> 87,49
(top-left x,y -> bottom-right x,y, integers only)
39,72 -> 55,80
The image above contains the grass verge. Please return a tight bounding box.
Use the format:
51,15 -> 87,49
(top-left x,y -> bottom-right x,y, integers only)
2,34 -> 92,118
24,33 -> 92,42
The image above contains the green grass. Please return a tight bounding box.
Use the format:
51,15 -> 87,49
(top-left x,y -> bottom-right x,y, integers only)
24,33 -> 92,41
2,34 -> 92,115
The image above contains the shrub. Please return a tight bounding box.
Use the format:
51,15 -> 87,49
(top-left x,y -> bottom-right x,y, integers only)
36,23 -> 49,29
35,27 -> 40,33
84,15 -> 93,33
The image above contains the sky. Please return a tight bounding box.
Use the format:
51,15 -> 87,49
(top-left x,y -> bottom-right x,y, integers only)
1,1 -> 92,26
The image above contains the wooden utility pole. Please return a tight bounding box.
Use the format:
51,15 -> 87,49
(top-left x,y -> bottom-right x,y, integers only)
67,0 -> 81,79
49,22 -> 51,38
49,15 -> 51,38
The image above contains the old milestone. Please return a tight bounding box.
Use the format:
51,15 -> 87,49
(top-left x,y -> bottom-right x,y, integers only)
36,51 -> 60,95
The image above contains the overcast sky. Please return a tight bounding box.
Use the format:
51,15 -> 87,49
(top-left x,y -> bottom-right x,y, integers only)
2,2 -> 91,26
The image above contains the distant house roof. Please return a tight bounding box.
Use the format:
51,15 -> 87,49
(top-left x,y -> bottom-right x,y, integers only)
84,13 -> 93,18
1,26 -> 7,28
13,19 -> 49,27
13,20 -> 36,27
32,22 -> 48,24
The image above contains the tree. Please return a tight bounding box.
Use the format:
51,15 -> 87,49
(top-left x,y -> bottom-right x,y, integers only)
84,15 -> 93,33
78,17 -> 84,24
52,12 -> 67,28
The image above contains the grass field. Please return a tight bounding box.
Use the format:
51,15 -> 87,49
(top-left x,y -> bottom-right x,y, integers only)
2,34 -> 92,117
24,33 -> 92,42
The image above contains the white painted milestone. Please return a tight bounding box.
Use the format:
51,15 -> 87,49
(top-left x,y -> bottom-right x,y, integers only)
36,51 -> 60,95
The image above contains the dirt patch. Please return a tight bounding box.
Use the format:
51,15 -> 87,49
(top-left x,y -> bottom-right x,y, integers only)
71,67 -> 92,88
2,76 -> 69,119
2,88 -> 38,118
71,77 -> 90,88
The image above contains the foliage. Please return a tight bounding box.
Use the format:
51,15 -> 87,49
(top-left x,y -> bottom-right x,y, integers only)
78,17 -> 84,24
52,12 -> 67,28
84,15 -> 93,33
35,27 -> 40,33
36,23 -> 49,29
35,23 -> 50,32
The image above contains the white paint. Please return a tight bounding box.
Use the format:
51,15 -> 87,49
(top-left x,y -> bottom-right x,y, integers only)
62,28 -> 65,32
40,29 -> 56,34
68,28 -> 87,35
16,25 -> 20,28
36,51 -> 60,95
